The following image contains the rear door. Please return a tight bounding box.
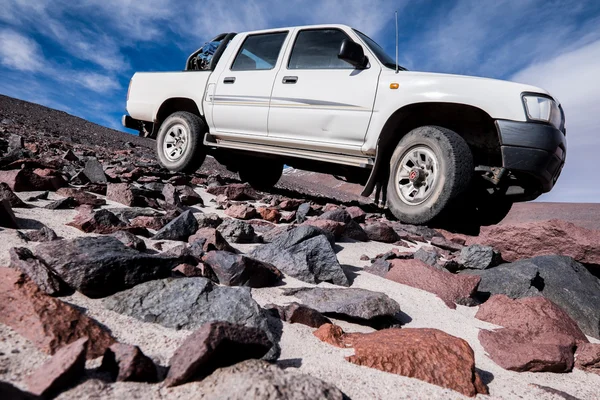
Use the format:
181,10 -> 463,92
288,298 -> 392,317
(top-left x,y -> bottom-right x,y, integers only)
211,31 -> 289,137
267,28 -> 379,150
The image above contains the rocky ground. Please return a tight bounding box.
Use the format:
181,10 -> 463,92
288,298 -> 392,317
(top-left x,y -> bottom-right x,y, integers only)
1,95 -> 600,399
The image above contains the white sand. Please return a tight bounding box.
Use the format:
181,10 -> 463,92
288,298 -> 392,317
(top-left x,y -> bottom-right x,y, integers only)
1,187 -> 599,399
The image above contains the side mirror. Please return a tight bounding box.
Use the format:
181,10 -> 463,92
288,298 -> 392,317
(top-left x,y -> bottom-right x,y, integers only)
338,39 -> 368,69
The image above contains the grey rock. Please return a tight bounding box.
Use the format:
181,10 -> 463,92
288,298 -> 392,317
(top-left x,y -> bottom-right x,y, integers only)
364,258 -> 392,277
295,202 -> 311,223
217,218 -> 256,243
110,207 -> 163,221
44,196 -> 78,210
83,157 -> 107,183
343,220 -> 369,242
18,226 -> 58,242
203,251 -> 282,288
31,236 -> 181,298
390,222 -> 443,241
111,230 -> 146,251
458,245 -> 501,270
8,134 -> 23,150
283,287 -> 402,323
318,208 -> 352,223
0,182 -> 28,208
9,247 -> 70,296
193,359 -> 344,400
197,212 -> 223,228
102,277 -> 279,359
468,255 -> 600,339
261,225 -> 294,244
250,226 -> 349,286
414,247 -> 441,267
151,210 -> 198,241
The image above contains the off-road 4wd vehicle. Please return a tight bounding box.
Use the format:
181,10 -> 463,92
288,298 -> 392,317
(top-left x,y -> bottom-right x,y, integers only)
123,24 -> 566,225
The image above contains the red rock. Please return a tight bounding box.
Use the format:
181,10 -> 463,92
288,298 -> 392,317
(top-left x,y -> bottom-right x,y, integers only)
101,343 -> 157,382
33,168 -> 58,177
26,337 -> 88,398
476,295 -> 588,343
267,302 -> 331,328
225,204 -> 257,220
165,321 -> 272,387
172,263 -> 210,277
257,206 -> 281,223
206,183 -> 260,201
56,187 -> 105,208
313,323 -> 348,348
0,199 -> 18,228
345,328 -> 488,397
302,219 -> 345,239
66,206 -> 127,234
278,198 -> 304,211
188,227 -> 235,252
362,222 -> 400,243
162,183 -> 182,206
106,183 -> 135,206
466,220 -> 600,267
0,268 -> 115,358
574,343 -> 600,375
322,203 -> 339,212
431,236 -> 464,252
385,259 -> 480,309
130,215 -> 169,230
345,206 -> 366,222
478,328 -> 575,372
0,169 -> 65,192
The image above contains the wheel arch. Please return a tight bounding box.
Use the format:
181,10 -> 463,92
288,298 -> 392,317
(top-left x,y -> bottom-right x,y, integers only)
152,97 -> 203,138
361,102 -> 500,196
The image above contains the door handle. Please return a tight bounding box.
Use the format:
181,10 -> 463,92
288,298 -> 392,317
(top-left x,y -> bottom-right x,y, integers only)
282,76 -> 298,84
223,77 -> 236,84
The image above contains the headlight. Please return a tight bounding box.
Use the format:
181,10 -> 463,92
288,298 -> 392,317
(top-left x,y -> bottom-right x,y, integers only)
522,95 -> 562,129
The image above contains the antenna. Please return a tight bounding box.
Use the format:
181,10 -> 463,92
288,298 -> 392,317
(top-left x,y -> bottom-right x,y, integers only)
395,10 -> 399,74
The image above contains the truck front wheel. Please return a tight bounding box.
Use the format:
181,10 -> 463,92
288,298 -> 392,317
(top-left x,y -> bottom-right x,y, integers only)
386,126 -> 473,224
238,158 -> 283,191
156,111 -> 206,173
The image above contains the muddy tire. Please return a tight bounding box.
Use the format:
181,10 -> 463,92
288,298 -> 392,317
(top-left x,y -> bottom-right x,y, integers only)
156,111 -> 206,173
386,125 -> 473,224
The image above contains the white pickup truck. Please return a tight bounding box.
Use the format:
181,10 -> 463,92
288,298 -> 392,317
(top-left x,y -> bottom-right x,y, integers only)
123,24 -> 566,225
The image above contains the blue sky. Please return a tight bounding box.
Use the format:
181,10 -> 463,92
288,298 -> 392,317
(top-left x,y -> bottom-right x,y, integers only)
1,0 -> 599,202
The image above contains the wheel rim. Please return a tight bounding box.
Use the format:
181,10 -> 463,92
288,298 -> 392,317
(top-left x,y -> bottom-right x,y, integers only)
163,123 -> 189,162
395,145 -> 439,205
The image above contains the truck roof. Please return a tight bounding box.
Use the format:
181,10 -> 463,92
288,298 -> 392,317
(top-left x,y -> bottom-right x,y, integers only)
237,24 -> 353,36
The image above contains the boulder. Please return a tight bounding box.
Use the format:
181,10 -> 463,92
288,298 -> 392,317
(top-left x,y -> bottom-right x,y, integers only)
31,236 -> 181,298
102,277 -> 279,359
26,337 -> 88,398
266,302 -> 331,328
202,251 -> 282,287
466,219 -> 600,267
282,287 -> 401,324
363,222 -> 400,243
83,157 -> 107,183
0,199 -> 18,228
386,259 -> 480,309
9,247 -> 70,296
345,328 -> 488,397
106,183 -> 135,206
0,268 -> 115,358
217,218 -> 257,243
165,321 -> 272,387
100,343 -> 157,382
192,359 -> 344,400
189,227 -> 236,253
225,204 -> 257,220
478,328 -> 575,372
467,255 -> 600,339
151,209 -> 198,241
0,168 -> 65,191
0,182 -> 27,207
250,226 -> 349,286
574,343 -> 600,375
458,244 -> 501,270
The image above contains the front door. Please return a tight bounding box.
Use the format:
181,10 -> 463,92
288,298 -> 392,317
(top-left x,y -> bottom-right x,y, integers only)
212,31 -> 289,137
268,28 -> 379,149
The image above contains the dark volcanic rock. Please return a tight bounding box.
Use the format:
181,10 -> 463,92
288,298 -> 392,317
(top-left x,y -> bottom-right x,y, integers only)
0,381 -> 36,400
9,247 -> 70,295
364,258 -> 392,277
192,359 -> 344,400
83,157 -> 107,183
165,321 -> 272,387
302,219 -> 345,240
250,226 -> 349,286
318,208 -> 352,223
467,255 -> 600,339
177,185 -> 204,206
391,222 -> 443,241
430,236 -> 464,252
282,287 -> 401,323
151,210 -> 198,241
217,218 -> 257,243
458,245 -> 501,270
414,247 -> 441,267
31,236 -> 181,298
56,187 -> 106,207
45,196 -> 78,209
0,199 -> 18,228
26,337 -> 88,398
0,268 -> 115,358
203,251 -> 282,287
197,212 -> 223,228
266,302 -> 331,328
18,226 -> 59,242
0,168 -> 65,191
343,220 -> 369,241
101,343 -> 158,382
386,259 -> 480,309
111,230 -> 146,251
363,222 -> 400,243
344,328 -> 488,397
102,277 -> 279,358
295,202 -> 311,223
0,182 -> 27,207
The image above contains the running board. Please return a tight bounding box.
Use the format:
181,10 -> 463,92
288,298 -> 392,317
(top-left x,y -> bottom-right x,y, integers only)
204,137 -> 374,168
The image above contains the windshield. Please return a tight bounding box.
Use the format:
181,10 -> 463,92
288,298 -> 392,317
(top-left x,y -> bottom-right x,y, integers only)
354,29 -> 407,71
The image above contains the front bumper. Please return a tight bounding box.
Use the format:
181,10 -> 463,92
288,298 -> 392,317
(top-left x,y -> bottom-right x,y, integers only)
496,120 -> 566,193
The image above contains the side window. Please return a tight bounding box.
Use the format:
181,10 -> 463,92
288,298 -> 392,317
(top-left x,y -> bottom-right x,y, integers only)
231,32 -> 288,71
288,29 -> 353,69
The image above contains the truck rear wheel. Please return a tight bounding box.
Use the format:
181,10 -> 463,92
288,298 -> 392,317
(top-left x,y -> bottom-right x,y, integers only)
238,158 -> 283,191
386,126 -> 473,224
156,111 -> 206,173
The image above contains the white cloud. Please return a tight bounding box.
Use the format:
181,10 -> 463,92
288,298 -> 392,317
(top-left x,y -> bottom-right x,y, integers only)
72,72 -> 121,93
512,40 -> 600,202
0,29 -> 43,72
